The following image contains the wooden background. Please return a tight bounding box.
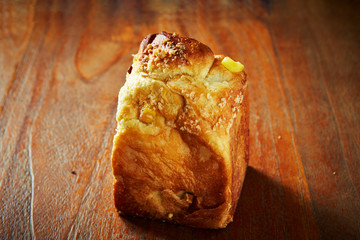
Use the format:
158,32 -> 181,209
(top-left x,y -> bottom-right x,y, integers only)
1,0 -> 359,239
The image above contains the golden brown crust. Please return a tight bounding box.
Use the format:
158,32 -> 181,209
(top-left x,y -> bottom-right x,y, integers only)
111,32 -> 248,228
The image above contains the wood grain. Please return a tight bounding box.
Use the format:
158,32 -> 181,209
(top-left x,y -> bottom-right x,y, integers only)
0,0 -> 359,239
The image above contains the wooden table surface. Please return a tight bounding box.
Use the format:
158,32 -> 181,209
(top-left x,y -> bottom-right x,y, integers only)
1,0 -> 359,239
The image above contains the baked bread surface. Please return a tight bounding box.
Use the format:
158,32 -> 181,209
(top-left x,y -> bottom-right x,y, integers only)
111,32 -> 249,228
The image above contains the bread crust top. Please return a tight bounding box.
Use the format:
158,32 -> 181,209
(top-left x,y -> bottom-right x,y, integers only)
118,32 -> 247,161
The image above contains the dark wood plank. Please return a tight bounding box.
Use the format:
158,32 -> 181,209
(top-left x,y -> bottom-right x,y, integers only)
268,0 -> 360,238
0,0 -> 359,239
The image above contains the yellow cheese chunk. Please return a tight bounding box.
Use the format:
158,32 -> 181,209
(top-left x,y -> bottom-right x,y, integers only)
221,57 -> 244,73
140,105 -> 156,123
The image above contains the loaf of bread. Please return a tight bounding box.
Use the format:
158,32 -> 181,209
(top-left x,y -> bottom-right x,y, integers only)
111,32 -> 248,228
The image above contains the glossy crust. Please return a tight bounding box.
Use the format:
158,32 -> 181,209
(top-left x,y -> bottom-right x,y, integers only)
111,32 -> 248,228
